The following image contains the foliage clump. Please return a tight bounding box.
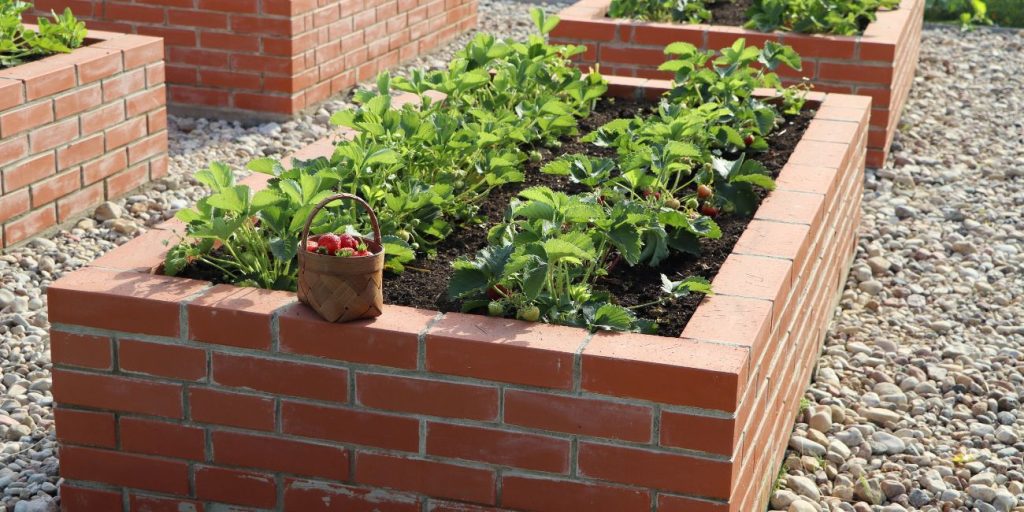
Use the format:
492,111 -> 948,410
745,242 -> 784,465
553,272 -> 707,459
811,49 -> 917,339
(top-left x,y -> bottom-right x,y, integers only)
607,0 -> 900,35
0,1 -> 86,68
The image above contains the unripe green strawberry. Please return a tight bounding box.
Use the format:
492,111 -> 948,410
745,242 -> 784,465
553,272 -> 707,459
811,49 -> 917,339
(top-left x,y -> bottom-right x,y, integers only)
518,305 -> 540,322
487,301 -> 504,317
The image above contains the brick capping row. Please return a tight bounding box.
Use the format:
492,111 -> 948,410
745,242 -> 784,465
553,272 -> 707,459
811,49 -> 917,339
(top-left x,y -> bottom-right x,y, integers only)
549,0 -> 923,167
48,76 -> 869,511
31,0 -> 478,118
0,28 -> 168,248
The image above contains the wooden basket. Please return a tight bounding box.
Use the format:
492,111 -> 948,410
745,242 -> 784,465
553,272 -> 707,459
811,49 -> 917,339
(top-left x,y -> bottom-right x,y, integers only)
297,193 -> 384,323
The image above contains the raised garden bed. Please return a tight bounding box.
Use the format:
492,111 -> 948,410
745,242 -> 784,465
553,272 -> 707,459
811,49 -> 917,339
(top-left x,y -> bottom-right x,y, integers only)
549,0 -> 923,167
48,71 -> 868,510
30,0 -> 477,118
0,28 -> 167,249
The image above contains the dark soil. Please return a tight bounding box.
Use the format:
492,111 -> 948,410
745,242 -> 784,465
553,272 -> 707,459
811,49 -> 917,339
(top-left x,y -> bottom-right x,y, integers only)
177,97 -> 812,337
706,0 -> 754,27
382,98 -> 813,337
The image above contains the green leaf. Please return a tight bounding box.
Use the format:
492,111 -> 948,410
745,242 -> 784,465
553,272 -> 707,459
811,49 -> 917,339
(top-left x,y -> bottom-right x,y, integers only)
660,274 -> 712,297
731,173 -> 776,190
207,185 -> 250,213
448,268 -> 490,299
247,158 -> 279,174
591,303 -> 635,331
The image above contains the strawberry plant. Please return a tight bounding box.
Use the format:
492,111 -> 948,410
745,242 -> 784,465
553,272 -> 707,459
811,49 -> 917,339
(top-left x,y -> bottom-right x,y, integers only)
745,0 -> 901,34
606,0 -> 900,35
0,1 -> 86,68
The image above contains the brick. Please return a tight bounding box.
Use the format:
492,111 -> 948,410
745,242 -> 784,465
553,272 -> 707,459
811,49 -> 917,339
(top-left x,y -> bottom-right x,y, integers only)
231,54 -> 300,74
0,136 -> 28,164
49,330 -> 112,369
147,107 -> 168,133
189,387 -> 275,431
198,69 -> 261,90
169,85 -> 230,107
199,0 -> 258,11
54,84 -> 102,118
680,295 -> 772,349
120,416 -> 206,460
201,31 -> 260,52
146,62 -> 166,86
657,493 -> 730,512
818,62 -> 893,85
660,411 -> 736,456
54,407 -> 116,448
356,453 -> 495,505
106,162 -> 149,198
775,163 -> 839,196
82,149 -> 128,184
0,78 -> 24,110
282,401 -> 420,452
59,483 -> 122,511
284,478 -> 421,511
128,131 -> 167,164
577,442 -> 732,499
582,331 -> 748,412
425,313 -> 585,389
356,373 -> 498,421
135,26 -> 196,48
212,430 -> 349,480
4,206 -> 56,245
777,34 -> 855,59
30,117 -> 79,153
52,368 -> 183,418
234,92 -> 301,115
195,466 -> 277,508
0,189 -> 30,227
102,68 -> 146,102
167,9 -> 228,28
0,100 -> 54,138
82,102 -> 126,136
426,422 -> 570,473
110,36 -> 165,69
278,303 -> 427,369
105,117 -> 147,150
504,390 -> 653,442
61,445 -> 189,495
74,48 -> 123,84
57,183 -> 104,222
125,85 -> 166,117
118,338 -> 207,381
732,219 -> 811,262
188,284 -> 294,350
212,352 -> 348,402
3,153 -> 55,192
128,494 -> 205,512
0,59 -> 76,100
57,133 -> 104,170
501,475 -> 650,512
47,267 -> 209,337
755,189 -> 825,227
104,3 -> 165,23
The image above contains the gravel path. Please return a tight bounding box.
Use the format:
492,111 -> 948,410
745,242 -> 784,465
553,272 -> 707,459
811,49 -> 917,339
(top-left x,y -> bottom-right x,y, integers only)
772,26 -> 1024,512
0,11 -> 1020,512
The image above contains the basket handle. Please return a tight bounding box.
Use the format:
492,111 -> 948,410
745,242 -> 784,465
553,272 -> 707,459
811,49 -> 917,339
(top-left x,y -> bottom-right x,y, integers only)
300,193 -> 382,247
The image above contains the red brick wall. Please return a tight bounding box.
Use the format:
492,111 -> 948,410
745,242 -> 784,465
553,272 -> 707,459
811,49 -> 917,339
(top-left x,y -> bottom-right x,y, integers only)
0,30 -> 167,249
30,0 -> 478,118
47,80 -> 868,511
550,0 -> 922,167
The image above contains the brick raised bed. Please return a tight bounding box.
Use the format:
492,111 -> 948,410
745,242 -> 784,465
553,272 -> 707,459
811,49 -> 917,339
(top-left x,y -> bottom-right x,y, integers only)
550,0 -> 922,167
0,30 -> 167,249
48,77 -> 867,511
31,0 -> 477,118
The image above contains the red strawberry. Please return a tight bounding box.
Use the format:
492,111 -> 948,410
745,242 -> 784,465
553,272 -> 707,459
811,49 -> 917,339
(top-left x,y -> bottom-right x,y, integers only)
335,247 -> 355,257
305,240 -> 319,253
697,184 -> 713,199
338,234 -> 359,250
318,233 -> 342,254
486,284 -> 510,300
700,203 -> 720,217
354,250 -> 372,257
744,134 -> 756,146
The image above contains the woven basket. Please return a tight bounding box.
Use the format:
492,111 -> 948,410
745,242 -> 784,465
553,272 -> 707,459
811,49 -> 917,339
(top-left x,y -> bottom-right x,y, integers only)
297,193 -> 384,323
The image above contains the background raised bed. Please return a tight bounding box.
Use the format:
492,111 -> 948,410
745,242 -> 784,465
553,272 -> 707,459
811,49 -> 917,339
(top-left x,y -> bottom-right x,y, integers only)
550,0 -> 923,168
0,30 -> 167,249
47,78 -> 868,511
30,0 -> 478,118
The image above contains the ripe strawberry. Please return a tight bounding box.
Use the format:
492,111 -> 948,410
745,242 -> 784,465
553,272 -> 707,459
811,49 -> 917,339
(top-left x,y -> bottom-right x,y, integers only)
700,203 -> 720,217
486,284 -> 510,300
697,184 -> 713,199
353,250 -> 372,257
744,134 -> 756,146
338,234 -> 359,250
305,240 -> 319,253
336,247 -> 355,258
518,305 -> 540,322
318,233 -> 342,254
